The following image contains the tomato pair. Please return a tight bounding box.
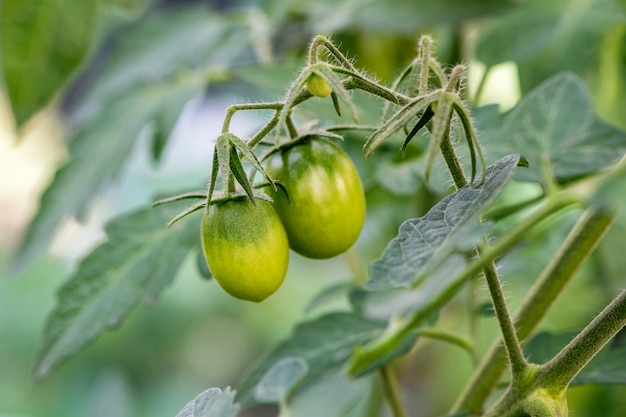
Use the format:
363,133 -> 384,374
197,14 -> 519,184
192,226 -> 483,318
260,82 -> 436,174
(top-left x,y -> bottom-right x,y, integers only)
201,137 -> 366,302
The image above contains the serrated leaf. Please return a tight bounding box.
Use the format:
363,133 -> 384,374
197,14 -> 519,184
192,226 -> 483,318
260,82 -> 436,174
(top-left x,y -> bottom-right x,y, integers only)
0,0 -> 98,126
347,256 -> 463,377
525,330 -> 626,385
366,154 -> 520,291
32,201 -> 199,381
477,73 -> 626,184
175,387 -> 240,417
236,312 -> 385,407
253,357 -> 309,404
354,255 -> 465,321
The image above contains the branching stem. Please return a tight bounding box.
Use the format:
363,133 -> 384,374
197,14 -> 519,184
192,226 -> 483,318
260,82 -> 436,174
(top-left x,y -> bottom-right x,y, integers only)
451,208 -> 616,415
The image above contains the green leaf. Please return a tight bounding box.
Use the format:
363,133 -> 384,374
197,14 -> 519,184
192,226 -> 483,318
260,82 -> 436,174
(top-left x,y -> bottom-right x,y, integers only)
235,312 -> 385,407
366,154 -> 520,290
0,0 -> 99,126
299,0 -> 515,33
13,7 -> 252,272
476,0 -> 626,128
175,387 -> 240,417
253,357 -> 309,404
478,73 -> 626,184
12,79 -> 201,273
31,201 -> 199,381
525,331 -> 626,385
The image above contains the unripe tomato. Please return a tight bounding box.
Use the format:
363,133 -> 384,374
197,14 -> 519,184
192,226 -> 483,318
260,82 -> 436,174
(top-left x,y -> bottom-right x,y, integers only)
306,73 -> 333,98
267,137 -> 366,259
200,198 -> 289,302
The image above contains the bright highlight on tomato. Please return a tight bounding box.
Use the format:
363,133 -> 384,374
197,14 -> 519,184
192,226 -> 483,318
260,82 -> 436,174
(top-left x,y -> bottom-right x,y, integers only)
200,198 -> 289,302
306,73 -> 333,98
267,137 -> 366,259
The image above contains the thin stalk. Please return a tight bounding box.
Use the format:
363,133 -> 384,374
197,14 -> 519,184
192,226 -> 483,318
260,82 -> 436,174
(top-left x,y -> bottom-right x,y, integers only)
473,66 -> 490,106
222,102 -> 283,134
335,67 -> 411,105
439,130 -> 467,189
380,365 -> 409,417
451,208 -> 616,415
480,254 -> 528,380
247,113 -> 279,148
285,115 -> 298,139
415,327 -> 478,364
308,35 -> 357,71
418,35 -> 432,96
537,289 -> 626,395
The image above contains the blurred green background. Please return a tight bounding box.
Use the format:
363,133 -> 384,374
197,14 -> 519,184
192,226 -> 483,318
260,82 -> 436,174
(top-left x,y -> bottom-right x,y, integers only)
1,0 -> 626,416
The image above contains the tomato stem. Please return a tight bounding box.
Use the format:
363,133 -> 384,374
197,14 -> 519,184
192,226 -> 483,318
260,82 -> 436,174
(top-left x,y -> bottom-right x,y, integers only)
536,288 -> 626,395
451,207 -> 615,415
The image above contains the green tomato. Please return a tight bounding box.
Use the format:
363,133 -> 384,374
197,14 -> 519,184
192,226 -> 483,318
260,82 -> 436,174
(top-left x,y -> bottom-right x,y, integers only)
267,137 -> 366,259
306,73 -> 333,98
200,198 -> 289,302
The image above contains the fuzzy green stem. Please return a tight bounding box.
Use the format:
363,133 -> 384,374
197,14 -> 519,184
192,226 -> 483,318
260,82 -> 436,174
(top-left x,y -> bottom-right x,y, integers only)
440,124 -> 530,381
308,35 -> 357,71
481,254 -> 529,380
439,129 -> 467,189
537,289 -> 626,395
451,208 -> 616,415
380,365 -> 409,417
247,113 -> 279,148
418,35 -> 432,96
339,69 -> 410,105
446,65 -> 465,94
222,102 -> 283,135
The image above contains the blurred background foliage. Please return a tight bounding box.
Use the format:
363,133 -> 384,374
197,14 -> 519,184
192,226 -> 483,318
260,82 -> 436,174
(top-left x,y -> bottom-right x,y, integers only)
1,0 -> 625,416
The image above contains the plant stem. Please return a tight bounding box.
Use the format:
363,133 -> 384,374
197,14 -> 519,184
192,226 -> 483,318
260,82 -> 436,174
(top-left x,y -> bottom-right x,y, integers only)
380,365 -> 409,417
439,129 -> 467,189
415,327 -> 478,364
418,35 -> 432,96
537,289 -> 626,395
451,208 -> 616,415
222,102 -> 283,134
439,126 -> 527,379
481,254 -> 528,379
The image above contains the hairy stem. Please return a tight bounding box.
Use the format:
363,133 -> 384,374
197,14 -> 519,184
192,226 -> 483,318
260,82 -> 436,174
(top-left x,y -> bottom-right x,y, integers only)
440,128 -> 529,382
537,289 -> 626,395
451,208 -> 616,414
480,254 -> 528,380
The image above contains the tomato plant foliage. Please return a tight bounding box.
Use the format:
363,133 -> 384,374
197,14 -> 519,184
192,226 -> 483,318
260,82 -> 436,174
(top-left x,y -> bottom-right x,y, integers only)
3,1 -> 626,417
